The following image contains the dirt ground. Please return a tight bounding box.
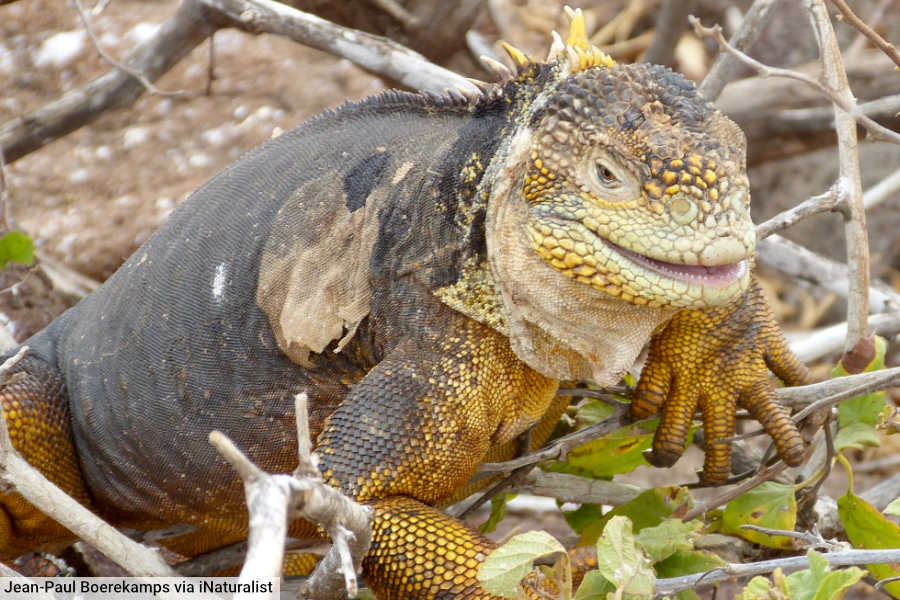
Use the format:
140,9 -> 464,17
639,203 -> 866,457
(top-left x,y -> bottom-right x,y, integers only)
2,0 -> 898,596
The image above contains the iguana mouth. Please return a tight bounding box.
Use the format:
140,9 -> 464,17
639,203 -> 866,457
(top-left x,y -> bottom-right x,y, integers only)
604,238 -> 747,287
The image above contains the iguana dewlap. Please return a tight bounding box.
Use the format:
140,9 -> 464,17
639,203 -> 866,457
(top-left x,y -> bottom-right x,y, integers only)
0,16 -> 809,599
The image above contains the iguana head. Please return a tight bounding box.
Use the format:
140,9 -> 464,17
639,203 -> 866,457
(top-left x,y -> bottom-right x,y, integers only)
508,13 -> 753,309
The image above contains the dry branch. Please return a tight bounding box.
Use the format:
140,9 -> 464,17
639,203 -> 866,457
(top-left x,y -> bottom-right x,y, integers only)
656,548 -> 900,596
698,0 -> 779,101
691,16 -> 900,146
828,0 -> 900,69
0,0 -> 214,163
755,180 -> 847,239
508,471 -> 642,506
790,310 -> 900,363
756,234 -> 900,315
806,0 -> 870,354
642,0 -> 693,67
209,393 -> 372,600
0,348 -> 176,577
202,0 -> 479,96
476,403 -> 631,475
1,0 -> 480,164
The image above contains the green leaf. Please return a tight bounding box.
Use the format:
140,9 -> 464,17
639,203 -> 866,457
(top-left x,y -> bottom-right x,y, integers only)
832,337 -> 887,451
549,421 -> 656,478
884,498 -> 900,517
833,421 -> 881,452
573,398 -> 616,427
653,549 -> 726,578
573,570 -> 614,600
784,550 -> 829,600
478,531 -> 568,598
0,231 -> 34,269
721,482 -> 797,549
579,486 -> 692,546
564,503 -> 605,535
635,518 -> 702,562
594,516 -> 655,596
737,576 -> 781,600
812,568 -> 867,600
479,493 -> 515,534
783,550 -> 866,600
837,488 -> 900,597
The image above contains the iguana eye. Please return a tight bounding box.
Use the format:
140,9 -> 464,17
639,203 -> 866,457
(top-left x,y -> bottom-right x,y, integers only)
595,162 -> 620,187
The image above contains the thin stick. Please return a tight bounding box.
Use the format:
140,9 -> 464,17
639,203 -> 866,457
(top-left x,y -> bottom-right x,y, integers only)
690,16 -> 900,145
656,549 -> 900,596
806,0 -> 870,353
682,461 -> 789,521
755,180 -> 847,240
698,0 -> 779,101
72,0 -> 187,97
828,0 -> 900,68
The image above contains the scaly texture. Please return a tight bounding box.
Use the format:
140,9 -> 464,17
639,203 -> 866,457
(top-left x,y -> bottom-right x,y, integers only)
631,279 -> 810,483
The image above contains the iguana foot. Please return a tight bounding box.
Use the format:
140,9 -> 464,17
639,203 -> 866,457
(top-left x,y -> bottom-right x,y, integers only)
631,278 -> 810,484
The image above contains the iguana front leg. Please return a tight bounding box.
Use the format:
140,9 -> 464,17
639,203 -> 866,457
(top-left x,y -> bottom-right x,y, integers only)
631,278 -> 810,484
314,315 -> 564,598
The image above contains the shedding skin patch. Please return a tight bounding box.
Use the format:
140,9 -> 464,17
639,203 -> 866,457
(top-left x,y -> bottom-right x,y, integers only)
391,160 -> 415,185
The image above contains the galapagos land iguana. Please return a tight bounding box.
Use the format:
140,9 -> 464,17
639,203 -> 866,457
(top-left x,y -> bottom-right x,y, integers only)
0,13 -> 810,598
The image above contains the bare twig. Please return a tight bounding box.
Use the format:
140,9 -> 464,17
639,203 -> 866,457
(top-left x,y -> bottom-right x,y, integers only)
789,310 -> 900,363
0,348 -> 176,577
756,234 -> 900,315
506,471 -> 642,506
203,0 -> 479,97
1,0 -> 213,163
863,165 -> 900,209
698,0 -> 779,101
690,16 -> 900,145
655,549 -> 900,596
828,0 -> 900,69
682,460 -> 790,521
738,524 -> 839,550
210,393 -> 372,600
0,148 -> 10,232
2,0 -> 482,164
755,179 -> 847,239
72,0 -> 187,97
789,366 -> 900,422
365,0 -> 420,30
806,0 -> 870,354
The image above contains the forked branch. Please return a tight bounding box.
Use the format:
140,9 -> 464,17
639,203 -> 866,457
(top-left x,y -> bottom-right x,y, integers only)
209,392 -> 372,599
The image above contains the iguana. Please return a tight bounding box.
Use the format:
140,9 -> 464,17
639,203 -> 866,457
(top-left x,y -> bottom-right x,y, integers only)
0,12 -> 809,598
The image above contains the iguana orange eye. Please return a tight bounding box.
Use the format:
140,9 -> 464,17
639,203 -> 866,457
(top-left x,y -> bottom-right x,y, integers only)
595,162 -> 619,187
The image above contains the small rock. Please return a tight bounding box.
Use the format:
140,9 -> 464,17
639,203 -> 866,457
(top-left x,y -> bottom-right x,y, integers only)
33,30 -> 86,69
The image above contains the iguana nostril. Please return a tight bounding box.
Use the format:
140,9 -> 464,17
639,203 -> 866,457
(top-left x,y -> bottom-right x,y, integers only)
669,197 -> 697,224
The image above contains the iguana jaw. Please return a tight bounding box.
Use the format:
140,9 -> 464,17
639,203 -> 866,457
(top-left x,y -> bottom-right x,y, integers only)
527,212 -> 752,309
603,238 -> 748,288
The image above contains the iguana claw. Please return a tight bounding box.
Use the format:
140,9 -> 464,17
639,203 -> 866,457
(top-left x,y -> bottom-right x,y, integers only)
631,277 -> 810,484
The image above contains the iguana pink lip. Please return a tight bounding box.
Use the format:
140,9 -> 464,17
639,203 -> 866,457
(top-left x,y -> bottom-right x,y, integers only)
606,240 -> 746,286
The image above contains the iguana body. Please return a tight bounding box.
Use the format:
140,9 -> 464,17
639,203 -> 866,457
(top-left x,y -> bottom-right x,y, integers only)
0,20 -> 809,598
